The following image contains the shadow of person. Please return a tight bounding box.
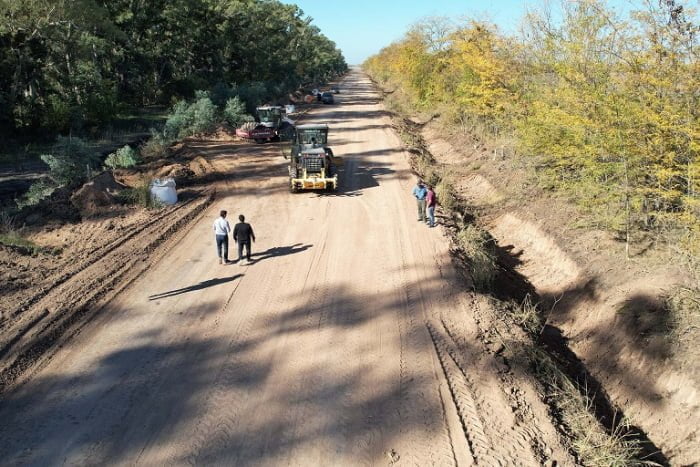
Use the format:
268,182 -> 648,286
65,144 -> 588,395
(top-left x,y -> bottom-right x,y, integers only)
247,243 -> 312,264
148,274 -> 244,300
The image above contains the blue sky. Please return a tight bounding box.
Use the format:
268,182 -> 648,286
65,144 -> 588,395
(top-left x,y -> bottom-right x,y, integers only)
286,0 -> 640,64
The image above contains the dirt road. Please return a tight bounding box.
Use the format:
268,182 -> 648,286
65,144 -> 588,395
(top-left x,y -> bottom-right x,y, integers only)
0,72 -> 572,465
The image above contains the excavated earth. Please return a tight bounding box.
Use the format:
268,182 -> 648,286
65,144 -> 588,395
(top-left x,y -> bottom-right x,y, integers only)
0,72 -> 591,465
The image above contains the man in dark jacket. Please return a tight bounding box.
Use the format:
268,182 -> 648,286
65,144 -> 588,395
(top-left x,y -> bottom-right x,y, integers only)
233,214 -> 256,264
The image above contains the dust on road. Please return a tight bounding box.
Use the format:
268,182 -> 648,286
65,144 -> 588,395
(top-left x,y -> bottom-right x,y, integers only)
0,72 -> 571,466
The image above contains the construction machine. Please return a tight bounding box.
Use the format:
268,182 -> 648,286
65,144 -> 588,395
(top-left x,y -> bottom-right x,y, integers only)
235,105 -> 295,143
287,124 -> 342,192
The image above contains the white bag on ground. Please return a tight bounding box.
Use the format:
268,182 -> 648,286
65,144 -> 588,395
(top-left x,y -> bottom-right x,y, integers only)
150,178 -> 177,205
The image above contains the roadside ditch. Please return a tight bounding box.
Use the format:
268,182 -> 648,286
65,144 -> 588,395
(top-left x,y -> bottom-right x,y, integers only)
388,113 -> 670,466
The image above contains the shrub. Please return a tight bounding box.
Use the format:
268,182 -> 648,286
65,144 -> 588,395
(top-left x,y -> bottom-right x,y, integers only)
140,130 -> 170,159
16,180 -> 57,208
223,96 -> 250,127
162,101 -> 192,142
188,92 -> 218,135
162,92 -> 219,141
40,136 -> 99,187
457,224 -> 497,291
436,176 -> 458,212
118,179 -> 161,209
105,145 -> 141,169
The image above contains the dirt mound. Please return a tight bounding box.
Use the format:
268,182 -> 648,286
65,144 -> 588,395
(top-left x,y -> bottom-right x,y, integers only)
155,163 -> 195,181
71,172 -> 125,215
188,156 -> 214,176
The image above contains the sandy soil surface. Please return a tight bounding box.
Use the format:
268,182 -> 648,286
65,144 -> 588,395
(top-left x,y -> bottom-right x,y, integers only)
0,72 -> 573,465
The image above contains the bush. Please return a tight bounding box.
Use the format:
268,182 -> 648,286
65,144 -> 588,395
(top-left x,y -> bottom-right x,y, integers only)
457,224 -> 497,291
140,131 -> 169,159
40,136 -> 100,187
162,92 -> 219,142
16,180 -> 57,208
223,96 -> 250,127
105,145 -> 141,169
436,176 -> 458,212
188,91 -> 218,135
118,179 -> 161,209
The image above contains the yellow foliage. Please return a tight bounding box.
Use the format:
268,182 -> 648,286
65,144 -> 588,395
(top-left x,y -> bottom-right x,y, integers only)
363,2 -> 699,250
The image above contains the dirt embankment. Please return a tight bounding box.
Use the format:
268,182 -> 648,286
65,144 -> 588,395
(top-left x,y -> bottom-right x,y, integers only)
416,118 -> 698,464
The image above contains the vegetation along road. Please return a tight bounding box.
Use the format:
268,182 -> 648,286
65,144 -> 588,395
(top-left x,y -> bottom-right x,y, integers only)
0,71 -> 582,466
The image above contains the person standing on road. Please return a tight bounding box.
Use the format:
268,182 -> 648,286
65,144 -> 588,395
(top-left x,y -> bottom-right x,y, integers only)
412,179 -> 428,222
426,184 -> 437,227
213,210 -> 231,264
233,214 -> 256,265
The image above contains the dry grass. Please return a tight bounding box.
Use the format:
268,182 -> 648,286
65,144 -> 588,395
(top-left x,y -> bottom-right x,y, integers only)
0,212 -> 39,251
522,345 -> 653,467
509,294 -> 543,335
456,224 -> 497,291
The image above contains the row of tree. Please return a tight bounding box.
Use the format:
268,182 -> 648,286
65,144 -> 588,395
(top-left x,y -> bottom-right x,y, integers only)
0,0 -> 347,136
364,0 -> 698,254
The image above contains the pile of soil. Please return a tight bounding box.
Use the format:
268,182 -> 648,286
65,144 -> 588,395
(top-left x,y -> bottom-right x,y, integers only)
71,172 -> 126,215
155,163 -> 195,181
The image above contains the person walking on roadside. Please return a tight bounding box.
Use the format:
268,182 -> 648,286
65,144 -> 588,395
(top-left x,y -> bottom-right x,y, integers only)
233,214 -> 256,265
213,210 -> 231,264
412,179 -> 428,222
426,184 -> 437,227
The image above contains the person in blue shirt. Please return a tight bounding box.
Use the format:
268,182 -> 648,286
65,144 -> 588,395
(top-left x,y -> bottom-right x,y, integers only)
412,179 -> 428,222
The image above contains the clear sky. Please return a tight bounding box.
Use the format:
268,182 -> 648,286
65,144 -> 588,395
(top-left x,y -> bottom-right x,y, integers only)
285,0 -> 641,65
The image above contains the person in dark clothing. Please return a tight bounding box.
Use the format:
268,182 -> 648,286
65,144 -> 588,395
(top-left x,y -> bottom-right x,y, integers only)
233,214 -> 256,264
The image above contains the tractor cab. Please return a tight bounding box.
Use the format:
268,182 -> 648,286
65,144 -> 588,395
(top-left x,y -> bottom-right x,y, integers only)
256,106 -> 285,128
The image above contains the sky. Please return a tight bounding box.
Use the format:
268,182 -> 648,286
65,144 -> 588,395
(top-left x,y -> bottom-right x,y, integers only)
285,0 -> 639,65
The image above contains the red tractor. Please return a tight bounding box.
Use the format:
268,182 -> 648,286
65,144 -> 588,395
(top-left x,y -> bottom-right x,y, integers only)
235,106 -> 295,143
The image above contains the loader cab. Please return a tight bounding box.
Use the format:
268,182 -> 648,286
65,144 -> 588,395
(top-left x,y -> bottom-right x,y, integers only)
294,124 -> 328,147
291,124 -> 330,159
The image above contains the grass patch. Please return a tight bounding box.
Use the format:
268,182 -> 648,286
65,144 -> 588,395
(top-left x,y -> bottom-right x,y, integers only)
117,179 -> 162,209
509,294 -> 543,335
456,224 -> 497,291
521,345 -> 651,466
0,212 -> 40,252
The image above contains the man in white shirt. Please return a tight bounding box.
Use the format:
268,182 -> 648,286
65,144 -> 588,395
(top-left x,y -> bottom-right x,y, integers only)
212,210 -> 231,264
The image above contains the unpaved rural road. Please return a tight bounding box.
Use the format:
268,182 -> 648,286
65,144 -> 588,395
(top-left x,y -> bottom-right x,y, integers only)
0,71 -> 570,466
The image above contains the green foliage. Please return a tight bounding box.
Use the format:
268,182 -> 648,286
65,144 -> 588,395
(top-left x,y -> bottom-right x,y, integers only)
364,3 -> 699,254
456,224 -> 497,291
104,145 -> 141,169
140,131 -> 169,160
16,180 -> 57,208
40,137 -> 99,187
162,93 -> 218,142
118,179 -> 160,209
223,97 -> 250,127
0,0 -> 347,139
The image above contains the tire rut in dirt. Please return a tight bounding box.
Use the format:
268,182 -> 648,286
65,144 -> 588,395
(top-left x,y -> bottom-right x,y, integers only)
0,194 -> 214,394
428,319 -> 542,467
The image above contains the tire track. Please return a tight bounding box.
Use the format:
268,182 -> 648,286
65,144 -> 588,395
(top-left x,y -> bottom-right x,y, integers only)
0,194 -> 214,394
392,207 -> 456,466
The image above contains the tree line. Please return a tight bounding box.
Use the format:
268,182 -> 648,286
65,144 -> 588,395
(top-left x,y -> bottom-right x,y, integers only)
364,1 -> 698,256
0,0 -> 347,137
